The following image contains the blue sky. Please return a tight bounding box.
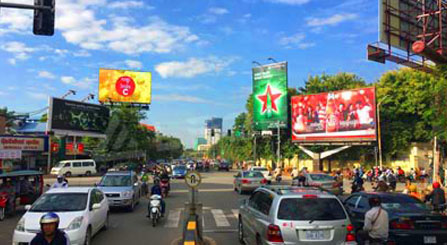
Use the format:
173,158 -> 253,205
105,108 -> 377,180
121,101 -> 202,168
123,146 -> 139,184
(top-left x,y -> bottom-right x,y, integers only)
0,0 -> 398,147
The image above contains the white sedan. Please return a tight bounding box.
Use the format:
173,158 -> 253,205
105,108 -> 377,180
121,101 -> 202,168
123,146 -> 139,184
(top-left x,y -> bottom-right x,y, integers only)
13,187 -> 109,245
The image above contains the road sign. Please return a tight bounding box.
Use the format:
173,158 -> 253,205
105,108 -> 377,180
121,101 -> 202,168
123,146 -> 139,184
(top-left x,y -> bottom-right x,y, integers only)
185,171 -> 202,188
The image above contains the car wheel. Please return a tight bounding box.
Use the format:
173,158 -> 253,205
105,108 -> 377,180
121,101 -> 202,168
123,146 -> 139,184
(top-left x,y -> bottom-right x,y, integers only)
85,171 -> 91,176
65,172 -> 72,177
238,219 -> 245,244
84,227 -> 92,245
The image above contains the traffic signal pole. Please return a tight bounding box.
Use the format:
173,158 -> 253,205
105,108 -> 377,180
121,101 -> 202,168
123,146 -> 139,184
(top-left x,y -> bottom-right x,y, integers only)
0,2 -> 51,10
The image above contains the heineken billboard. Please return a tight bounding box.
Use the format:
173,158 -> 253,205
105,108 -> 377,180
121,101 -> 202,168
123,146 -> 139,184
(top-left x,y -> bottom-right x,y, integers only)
252,62 -> 288,130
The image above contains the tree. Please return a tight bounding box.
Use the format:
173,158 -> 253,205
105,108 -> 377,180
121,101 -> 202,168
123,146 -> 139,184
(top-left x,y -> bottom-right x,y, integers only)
0,107 -> 18,134
298,72 -> 367,95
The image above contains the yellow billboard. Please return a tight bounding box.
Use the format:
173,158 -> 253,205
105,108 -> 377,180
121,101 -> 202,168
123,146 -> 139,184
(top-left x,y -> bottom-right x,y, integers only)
99,69 -> 152,104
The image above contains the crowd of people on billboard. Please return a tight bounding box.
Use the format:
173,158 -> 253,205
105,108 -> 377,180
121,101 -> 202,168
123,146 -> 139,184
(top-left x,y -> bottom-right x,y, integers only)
291,88 -> 376,139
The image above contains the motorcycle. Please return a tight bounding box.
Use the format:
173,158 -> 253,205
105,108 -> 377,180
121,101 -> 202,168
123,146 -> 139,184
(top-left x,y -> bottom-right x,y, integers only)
160,179 -> 169,198
149,194 -> 162,227
0,192 -> 12,221
351,182 -> 364,193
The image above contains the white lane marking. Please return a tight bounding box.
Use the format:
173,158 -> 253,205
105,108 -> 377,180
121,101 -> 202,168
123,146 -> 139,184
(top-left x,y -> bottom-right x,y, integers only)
232,209 -> 239,219
211,209 -> 230,227
202,215 -> 205,228
164,210 -> 181,228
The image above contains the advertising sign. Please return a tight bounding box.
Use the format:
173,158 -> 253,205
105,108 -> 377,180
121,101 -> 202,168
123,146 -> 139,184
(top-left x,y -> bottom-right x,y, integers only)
0,150 -> 22,159
48,98 -> 110,135
291,87 -> 377,143
252,62 -> 288,130
0,136 -> 47,152
99,69 -> 152,104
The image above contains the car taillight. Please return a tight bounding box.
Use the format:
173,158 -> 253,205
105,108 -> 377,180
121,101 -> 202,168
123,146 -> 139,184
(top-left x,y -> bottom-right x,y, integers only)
345,224 -> 355,242
303,194 -> 318,199
391,220 -> 415,230
241,179 -> 251,184
267,224 -> 283,243
261,179 -> 267,184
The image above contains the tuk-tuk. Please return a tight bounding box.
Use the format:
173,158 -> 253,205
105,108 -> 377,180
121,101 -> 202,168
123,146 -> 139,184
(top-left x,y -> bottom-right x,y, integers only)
0,170 -> 44,220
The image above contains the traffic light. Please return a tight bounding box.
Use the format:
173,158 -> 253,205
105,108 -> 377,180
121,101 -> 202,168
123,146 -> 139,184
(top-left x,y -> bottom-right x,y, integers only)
33,0 -> 55,36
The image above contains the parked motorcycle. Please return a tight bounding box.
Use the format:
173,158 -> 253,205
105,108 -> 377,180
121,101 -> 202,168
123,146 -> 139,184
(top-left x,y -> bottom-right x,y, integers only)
149,194 -> 162,227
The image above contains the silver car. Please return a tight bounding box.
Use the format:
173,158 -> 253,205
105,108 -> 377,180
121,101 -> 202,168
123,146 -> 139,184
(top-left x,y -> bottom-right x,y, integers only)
238,186 -> 356,245
234,171 -> 267,195
97,171 -> 142,211
292,173 -> 343,195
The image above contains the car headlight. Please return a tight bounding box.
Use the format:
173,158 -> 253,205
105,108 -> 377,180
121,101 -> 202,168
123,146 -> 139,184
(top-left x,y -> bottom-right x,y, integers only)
123,190 -> 133,198
15,217 -> 25,232
66,216 -> 84,231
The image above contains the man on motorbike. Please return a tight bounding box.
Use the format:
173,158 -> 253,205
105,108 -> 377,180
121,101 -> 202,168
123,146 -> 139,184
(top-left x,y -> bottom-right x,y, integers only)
425,182 -> 446,213
358,196 -> 389,245
352,172 -> 364,193
0,178 -> 16,213
374,176 -> 388,192
30,212 -> 70,245
51,176 -> 68,189
141,171 -> 150,197
148,179 -> 165,217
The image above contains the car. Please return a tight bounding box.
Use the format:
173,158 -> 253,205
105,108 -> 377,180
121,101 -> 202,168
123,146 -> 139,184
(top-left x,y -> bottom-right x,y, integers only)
217,161 -> 230,171
292,172 -> 343,195
233,171 -> 267,194
172,165 -> 187,179
51,159 -> 97,177
249,166 -> 270,179
12,187 -> 109,245
343,192 -> 447,244
239,186 -> 356,245
96,171 -> 141,211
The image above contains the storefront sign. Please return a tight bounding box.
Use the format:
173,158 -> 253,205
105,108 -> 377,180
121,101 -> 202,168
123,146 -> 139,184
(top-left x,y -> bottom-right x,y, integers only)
0,136 -> 47,152
0,149 -> 22,159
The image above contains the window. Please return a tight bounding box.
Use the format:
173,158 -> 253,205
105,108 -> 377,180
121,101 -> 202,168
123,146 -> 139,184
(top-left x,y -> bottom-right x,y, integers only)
345,196 -> 359,209
248,191 -> 262,210
30,193 -> 88,212
89,190 -> 99,209
243,172 -> 264,178
64,163 -> 70,167
95,190 -> 104,203
278,198 -> 347,221
73,162 -> 82,167
82,161 -> 94,167
357,196 -> 370,210
257,192 -> 273,215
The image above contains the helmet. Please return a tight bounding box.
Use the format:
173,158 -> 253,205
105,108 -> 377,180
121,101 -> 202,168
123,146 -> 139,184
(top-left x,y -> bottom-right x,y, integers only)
368,196 -> 382,207
433,182 -> 441,189
154,178 -> 160,185
57,175 -> 64,179
409,184 -> 418,193
40,212 -> 60,226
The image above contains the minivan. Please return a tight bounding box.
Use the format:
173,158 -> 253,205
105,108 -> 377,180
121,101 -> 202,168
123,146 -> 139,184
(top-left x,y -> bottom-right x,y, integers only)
51,159 -> 97,177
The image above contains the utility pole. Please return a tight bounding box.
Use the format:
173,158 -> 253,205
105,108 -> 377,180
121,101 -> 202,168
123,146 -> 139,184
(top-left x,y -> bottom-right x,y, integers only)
253,134 -> 257,165
277,121 -> 281,168
377,95 -> 389,168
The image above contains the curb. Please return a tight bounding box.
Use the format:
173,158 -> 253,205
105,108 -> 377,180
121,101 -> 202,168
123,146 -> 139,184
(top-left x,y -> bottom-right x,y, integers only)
171,237 -> 216,245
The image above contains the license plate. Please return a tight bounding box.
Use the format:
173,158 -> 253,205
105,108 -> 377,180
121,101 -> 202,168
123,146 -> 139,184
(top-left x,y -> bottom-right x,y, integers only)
424,236 -> 436,244
305,231 -> 325,240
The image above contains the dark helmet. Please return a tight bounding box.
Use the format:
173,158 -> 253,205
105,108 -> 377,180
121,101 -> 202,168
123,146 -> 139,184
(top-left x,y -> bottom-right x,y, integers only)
368,196 -> 382,207
40,212 -> 60,228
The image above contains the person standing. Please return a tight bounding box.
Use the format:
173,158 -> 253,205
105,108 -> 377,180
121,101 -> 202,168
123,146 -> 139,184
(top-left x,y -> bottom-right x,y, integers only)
425,182 -> 446,213
30,213 -> 70,245
51,176 -> 68,189
358,197 -> 389,244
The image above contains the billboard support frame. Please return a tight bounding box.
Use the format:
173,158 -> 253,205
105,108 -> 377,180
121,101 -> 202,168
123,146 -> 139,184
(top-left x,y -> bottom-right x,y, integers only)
299,145 -> 351,171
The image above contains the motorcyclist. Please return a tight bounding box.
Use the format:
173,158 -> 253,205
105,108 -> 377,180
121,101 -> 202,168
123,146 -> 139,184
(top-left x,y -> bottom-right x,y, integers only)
0,178 -> 16,213
358,196 -> 389,245
425,182 -> 446,213
51,176 -> 68,189
148,179 -> 165,217
352,172 -> 364,192
386,171 -> 397,191
159,169 -> 170,191
30,212 -> 70,245
374,176 -> 388,192
141,171 -> 150,196
274,166 -> 282,183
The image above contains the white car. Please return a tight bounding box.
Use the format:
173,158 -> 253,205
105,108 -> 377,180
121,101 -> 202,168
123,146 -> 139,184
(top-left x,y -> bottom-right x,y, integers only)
13,187 -> 109,245
249,166 -> 270,179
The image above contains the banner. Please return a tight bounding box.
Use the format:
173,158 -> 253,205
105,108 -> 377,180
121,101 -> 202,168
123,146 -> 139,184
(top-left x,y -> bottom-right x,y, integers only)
49,98 -> 110,134
0,150 -> 22,159
0,136 -> 47,151
252,62 -> 288,130
99,69 -> 152,104
291,87 -> 377,142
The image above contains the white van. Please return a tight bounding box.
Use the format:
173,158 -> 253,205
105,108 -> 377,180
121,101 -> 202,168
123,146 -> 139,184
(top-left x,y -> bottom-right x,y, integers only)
51,159 -> 97,177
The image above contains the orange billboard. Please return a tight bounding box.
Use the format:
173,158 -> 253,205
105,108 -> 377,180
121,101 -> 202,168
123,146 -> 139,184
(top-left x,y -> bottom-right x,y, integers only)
99,69 -> 152,104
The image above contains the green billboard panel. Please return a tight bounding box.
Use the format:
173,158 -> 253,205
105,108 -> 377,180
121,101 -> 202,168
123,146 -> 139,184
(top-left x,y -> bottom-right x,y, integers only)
252,62 -> 288,130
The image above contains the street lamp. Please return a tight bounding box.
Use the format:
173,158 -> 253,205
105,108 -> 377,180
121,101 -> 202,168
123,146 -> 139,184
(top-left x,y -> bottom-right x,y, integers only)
377,95 -> 390,168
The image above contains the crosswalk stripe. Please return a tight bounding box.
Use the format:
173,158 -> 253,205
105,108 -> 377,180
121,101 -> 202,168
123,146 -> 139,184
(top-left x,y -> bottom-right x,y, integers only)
232,209 -> 239,219
211,209 -> 230,227
165,210 -> 181,228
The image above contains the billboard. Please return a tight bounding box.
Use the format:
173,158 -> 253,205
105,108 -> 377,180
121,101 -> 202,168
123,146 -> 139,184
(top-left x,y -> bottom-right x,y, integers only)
99,69 -> 152,104
291,87 -> 377,143
48,98 -> 110,135
205,117 -> 223,130
0,136 -> 48,152
252,62 -> 288,130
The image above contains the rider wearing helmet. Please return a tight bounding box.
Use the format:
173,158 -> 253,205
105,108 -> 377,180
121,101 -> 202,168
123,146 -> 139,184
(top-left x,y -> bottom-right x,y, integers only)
358,196 -> 389,244
425,182 -> 446,212
51,176 -> 68,189
148,179 -> 165,217
30,212 -> 70,245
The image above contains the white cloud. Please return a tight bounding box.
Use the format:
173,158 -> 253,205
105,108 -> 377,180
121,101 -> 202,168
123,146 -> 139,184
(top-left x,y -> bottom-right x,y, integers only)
108,1 -> 144,9
61,76 -> 76,85
26,91 -> 48,100
307,13 -> 357,27
208,7 -> 229,15
155,57 -> 236,79
264,0 -> 310,5
54,1 -> 199,55
61,76 -> 95,90
73,50 -> 91,57
125,60 -> 143,69
153,94 -> 211,104
279,33 -> 315,49
0,41 -> 37,62
38,71 -> 56,79
0,0 -> 33,35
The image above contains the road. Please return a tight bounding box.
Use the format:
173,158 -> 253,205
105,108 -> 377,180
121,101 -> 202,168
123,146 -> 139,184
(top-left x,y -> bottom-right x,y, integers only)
1,171 -> 410,245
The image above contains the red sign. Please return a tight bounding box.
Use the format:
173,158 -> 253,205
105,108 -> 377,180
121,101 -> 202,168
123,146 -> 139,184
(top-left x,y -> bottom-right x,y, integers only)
77,143 -> 84,153
51,143 -> 59,153
66,143 -> 74,151
291,87 -> 377,142
115,76 -> 136,97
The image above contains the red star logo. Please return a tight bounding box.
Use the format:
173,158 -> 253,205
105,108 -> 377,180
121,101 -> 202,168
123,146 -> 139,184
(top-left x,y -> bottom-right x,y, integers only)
257,84 -> 282,114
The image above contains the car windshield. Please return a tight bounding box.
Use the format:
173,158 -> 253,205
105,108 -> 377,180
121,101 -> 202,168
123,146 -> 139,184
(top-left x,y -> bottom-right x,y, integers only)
174,166 -> 186,171
278,198 -> 347,221
30,193 -> 88,212
99,175 -> 131,187
56,162 -> 67,168
309,174 -> 335,181
380,195 -> 430,212
243,172 -> 264,178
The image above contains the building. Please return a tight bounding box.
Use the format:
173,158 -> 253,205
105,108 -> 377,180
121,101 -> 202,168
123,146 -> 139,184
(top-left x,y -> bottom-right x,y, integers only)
204,117 -> 223,145
194,137 -> 207,151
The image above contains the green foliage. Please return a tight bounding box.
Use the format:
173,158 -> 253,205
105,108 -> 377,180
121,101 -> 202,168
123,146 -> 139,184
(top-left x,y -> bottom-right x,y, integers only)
299,72 -> 367,95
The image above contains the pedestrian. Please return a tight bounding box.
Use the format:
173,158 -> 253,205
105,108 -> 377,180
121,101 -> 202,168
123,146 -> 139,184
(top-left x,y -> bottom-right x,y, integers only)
274,166 -> 282,183
358,196 -> 389,244
425,182 -> 446,213
30,212 -> 70,245
291,167 -> 299,180
51,176 -> 68,189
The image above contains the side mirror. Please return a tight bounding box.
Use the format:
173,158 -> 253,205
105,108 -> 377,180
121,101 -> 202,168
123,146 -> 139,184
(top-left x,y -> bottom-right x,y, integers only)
92,203 -> 101,210
25,205 -> 31,210
45,184 -> 51,188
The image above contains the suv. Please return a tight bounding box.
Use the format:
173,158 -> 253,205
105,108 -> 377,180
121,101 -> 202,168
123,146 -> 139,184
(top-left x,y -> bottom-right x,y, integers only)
238,186 -> 356,245
97,171 -> 141,211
